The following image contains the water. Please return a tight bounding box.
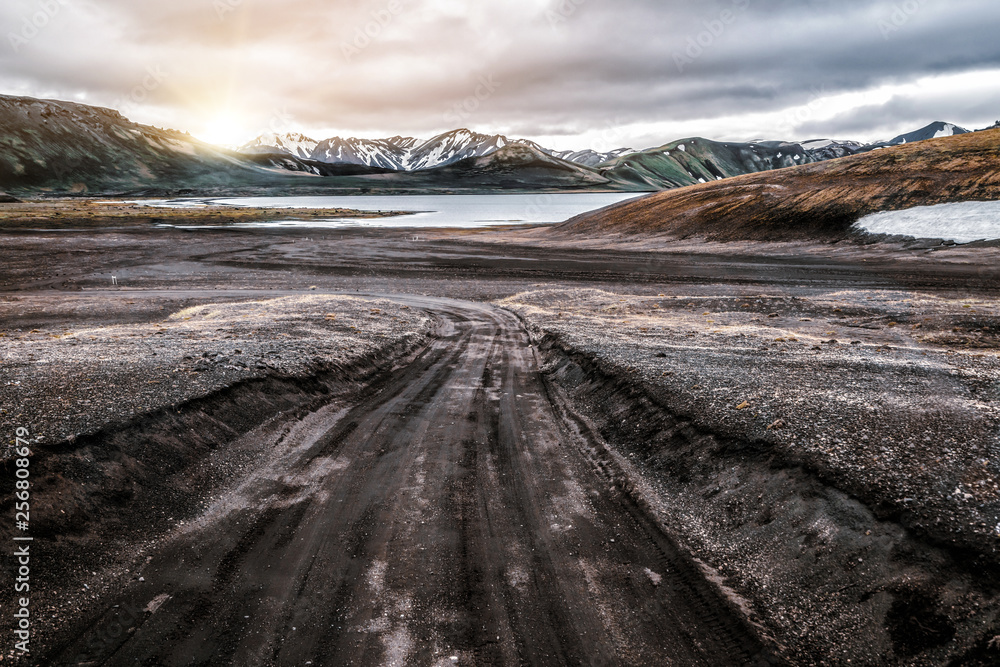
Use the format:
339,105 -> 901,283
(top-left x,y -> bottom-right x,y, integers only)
854,201 -> 1000,243
141,193 -> 648,229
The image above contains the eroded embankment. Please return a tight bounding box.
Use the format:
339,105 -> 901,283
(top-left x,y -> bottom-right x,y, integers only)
0,294 -> 433,661
0,334 -> 431,661
534,331 -> 1000,665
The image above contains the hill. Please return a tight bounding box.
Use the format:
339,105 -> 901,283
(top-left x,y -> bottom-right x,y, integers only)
0,96 -> 408,194
552,129 -> 1000,242
0,96 -> 283,193
598,138 -> 816,189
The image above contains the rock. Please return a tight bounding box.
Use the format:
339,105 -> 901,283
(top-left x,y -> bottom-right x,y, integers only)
767,419 -> 787,430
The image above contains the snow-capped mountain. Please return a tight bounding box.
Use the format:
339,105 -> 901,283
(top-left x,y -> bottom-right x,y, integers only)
546,148 -> 638,167
798,139 -> 866,160
410,133 -> 639,171
878,121 -> 970,147
310,136 -> 415,170
803,122 -> 973,156
240,129 -> 637,172
239,132 -> 318,159
782,123 -> 969,161
428,144 -> 615,188
240,129 -> 516,171
405,130 -> 512,171
234,117 -> 988,193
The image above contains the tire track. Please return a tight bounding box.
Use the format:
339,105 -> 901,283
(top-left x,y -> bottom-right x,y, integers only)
47,296 -> 780,667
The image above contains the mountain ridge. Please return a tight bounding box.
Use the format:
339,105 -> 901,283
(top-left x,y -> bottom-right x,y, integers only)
0,93 -> 991,196
239,120 -> 981,173
598,137 -> 817,190
552,127 -> 1000,242
238,129 -> 637,172
0,95 -> 397,194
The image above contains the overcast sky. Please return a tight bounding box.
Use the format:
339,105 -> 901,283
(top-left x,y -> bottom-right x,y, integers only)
2,0 -> 1000,149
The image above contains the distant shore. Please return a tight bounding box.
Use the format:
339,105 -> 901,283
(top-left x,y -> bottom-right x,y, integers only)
0,198 -> 409,229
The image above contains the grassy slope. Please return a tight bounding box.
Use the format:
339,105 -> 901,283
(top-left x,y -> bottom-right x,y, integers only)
599,138 -> 815,190
554,129 -> 1000,241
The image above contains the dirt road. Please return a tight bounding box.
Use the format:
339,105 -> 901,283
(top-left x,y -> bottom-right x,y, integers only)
8,223 -> 1000,665
47,296 -> 776,666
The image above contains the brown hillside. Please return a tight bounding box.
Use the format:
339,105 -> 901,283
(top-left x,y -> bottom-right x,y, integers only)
552,129 -> 1000,241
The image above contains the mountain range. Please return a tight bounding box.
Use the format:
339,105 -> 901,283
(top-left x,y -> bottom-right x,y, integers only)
0,93 -> 985,196
239,130 -> 635,171
238,121 -> 972,173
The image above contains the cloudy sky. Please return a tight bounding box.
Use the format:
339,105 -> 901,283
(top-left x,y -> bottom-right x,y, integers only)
2,0 -> 1000,149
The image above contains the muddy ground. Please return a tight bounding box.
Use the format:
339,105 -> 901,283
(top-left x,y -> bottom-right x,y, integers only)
2,210 -> 1000,665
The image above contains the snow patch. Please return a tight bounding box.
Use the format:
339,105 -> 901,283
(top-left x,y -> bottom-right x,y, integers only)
854,201 -> 1000,243
934,123 -> 957,139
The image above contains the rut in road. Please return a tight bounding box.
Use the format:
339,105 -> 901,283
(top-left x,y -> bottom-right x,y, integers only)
52,298 -> 778,667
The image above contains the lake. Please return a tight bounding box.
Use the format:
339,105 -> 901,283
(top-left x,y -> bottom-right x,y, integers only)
141,193 -> 648,229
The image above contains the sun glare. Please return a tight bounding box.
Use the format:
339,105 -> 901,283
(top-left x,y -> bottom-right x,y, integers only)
196,116 -> 250,148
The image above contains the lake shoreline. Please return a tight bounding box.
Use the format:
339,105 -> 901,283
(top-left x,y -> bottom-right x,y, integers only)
0,193 -> 647,230
0,199 -> 409,231
126,192 -> 649,229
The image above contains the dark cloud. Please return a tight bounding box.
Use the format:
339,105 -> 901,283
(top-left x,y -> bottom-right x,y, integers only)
1,0 -> 999,147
